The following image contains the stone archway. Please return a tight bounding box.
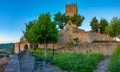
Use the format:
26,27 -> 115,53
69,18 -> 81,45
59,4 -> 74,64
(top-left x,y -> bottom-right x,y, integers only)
24,44 -> 28,50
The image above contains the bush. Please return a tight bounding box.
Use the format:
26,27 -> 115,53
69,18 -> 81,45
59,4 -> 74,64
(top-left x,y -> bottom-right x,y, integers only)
108,44 -> 120,72
52,52 -> 104,72
29,48 -> 104,72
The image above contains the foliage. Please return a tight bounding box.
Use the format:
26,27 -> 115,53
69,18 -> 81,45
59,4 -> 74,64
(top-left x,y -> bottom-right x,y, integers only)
99,18 -> 109,34
0,43 -> 14,49
108,44 -> 120,72
90,17 -> 99,32
73,37 -> 79,45
70,14 -> 85,27
24,13 -> 58,57
23,20 -> 38,49
29,49 -> 104,72
54,12 -> 69,29
52,53 -> 104,72
0,49 -> 13,54
54,12 -> 85,29
106,17 -> 120,37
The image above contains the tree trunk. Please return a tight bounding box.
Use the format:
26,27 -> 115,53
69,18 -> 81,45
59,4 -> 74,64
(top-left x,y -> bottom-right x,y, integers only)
34,44 -> 38,50
52,43 -> 54,58
33,44 -> 35,51
44,39 -> 47,57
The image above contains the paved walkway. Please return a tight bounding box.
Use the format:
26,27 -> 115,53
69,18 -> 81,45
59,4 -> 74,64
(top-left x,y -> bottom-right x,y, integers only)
93,56 -> 110,72
19,50 -> 35,72
19,50 -> 67,72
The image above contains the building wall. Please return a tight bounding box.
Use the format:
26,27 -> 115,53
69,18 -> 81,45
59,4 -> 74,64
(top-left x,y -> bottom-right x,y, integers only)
14,36 -> 31,53
14,43 -> 30,53
14,43 -> 20,53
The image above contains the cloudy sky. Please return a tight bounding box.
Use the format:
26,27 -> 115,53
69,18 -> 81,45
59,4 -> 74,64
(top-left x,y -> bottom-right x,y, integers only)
0,0 -> 120,43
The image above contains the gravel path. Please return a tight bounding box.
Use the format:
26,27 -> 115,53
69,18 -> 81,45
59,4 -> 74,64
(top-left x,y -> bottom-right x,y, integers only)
93,56 -> 110,72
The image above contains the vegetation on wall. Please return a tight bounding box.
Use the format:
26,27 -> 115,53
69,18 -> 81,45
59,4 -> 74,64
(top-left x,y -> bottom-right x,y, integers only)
73,37 -> 79,45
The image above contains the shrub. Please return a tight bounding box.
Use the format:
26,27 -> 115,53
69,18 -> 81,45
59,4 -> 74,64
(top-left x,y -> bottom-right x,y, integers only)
29,48 -> 104,72
108,44 -> 120,72
52,52 -> 104,72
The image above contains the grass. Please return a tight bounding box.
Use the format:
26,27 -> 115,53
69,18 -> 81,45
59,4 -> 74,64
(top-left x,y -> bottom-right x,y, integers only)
29,48 -> 104,72
108,44 -> 120,72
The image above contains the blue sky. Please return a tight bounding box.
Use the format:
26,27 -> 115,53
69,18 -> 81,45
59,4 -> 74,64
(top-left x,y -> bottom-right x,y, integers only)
0,0 -> 120,43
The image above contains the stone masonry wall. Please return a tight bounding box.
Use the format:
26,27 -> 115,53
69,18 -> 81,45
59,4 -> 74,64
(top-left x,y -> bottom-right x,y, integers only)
38,28 -> 115,49
58,43 -> 118,56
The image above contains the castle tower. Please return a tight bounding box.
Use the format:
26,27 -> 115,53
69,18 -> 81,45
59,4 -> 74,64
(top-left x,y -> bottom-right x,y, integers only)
66,3 -> 78,16
65,4 -> 78,29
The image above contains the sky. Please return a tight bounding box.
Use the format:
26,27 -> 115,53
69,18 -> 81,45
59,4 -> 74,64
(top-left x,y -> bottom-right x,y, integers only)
0,0 -> 120,43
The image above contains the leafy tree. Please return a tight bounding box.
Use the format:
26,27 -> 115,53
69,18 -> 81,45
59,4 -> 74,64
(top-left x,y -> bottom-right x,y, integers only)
54,12 -> 69,29
70,14 -> 85,27
50,21 -> 58,58
30,13 -> 58,57
90,17 -> 99,32
99,18 -> 109,34
106,17 -> 120,37
23,20 -> 38,50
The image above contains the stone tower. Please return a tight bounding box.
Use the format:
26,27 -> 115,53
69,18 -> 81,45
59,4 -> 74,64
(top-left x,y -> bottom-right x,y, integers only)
65,4 -> 78,29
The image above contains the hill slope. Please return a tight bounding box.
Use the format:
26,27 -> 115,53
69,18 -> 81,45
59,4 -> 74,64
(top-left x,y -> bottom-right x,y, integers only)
0,43 -> 14,49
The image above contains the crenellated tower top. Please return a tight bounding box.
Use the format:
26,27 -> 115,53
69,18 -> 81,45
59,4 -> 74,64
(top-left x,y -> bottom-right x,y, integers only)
65,3 -> 78,29
66,3 -> 78,16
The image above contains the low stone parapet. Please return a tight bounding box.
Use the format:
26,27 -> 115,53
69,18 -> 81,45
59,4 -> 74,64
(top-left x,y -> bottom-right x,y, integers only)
5,54 -> 20,72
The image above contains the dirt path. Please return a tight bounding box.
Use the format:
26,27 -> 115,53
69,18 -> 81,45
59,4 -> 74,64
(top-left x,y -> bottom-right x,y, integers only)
93,56 -> 110,72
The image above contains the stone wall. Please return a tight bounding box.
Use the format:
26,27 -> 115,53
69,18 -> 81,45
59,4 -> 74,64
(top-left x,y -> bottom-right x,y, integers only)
38,29 -> 115,49
58,28 -> 114,44
14,42 -> 30,53
0,58 -> 10,72
5,54 -> 20,72
58,43 -> 118,56
14,42 -> 20,53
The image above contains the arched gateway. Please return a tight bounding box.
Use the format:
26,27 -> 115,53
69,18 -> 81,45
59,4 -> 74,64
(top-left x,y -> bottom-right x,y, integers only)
14,36 -> 31,53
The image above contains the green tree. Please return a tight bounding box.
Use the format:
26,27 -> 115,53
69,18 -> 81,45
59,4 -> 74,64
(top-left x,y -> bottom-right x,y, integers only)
54,12 -> 69,29
50,21 -> 58,58
30,13 -> 58,57
70,14 -> 85,27
90,17 -> 99,32
106,17 -> 120,37
23,20 -> 38,50
99,18 -> 109,34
